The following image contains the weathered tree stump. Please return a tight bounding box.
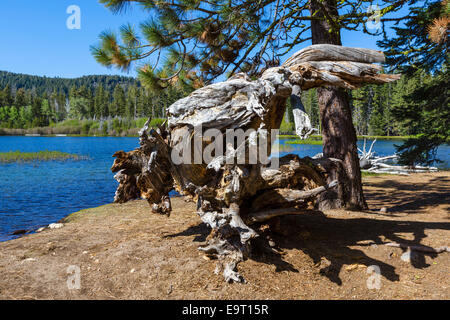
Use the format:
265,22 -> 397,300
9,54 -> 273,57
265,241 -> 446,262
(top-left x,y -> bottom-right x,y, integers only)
111,44 -> 399,282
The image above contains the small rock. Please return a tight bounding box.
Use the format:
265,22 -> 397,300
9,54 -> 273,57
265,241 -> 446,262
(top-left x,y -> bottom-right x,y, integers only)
268,240 -> 276,247
380,207 -> 388,213
36,227 -> 46,233
82,251 -> 88,255
401,251 -> 411,262
94,259 -> 100,263
130,268 -> 136,273
21,258 -> 36,263
167,285 -> 173,295
48,223 -> 64,229
401,250 -> 418,263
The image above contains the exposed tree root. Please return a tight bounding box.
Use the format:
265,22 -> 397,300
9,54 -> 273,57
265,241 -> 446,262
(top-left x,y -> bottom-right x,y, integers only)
111,44 -> 400,282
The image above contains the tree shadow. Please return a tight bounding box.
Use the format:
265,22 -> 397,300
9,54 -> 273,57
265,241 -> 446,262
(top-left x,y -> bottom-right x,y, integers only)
363,177 -> 450,214
164,210 -> 449,285
250,236 -> 300,274
248,211 -> 450,285
164,223 -> 211,242
165,177 -> 449,286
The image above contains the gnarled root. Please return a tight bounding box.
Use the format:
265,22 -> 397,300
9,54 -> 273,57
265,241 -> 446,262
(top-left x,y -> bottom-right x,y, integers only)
195,176 -> 337,282
197,201 -> 257,283
151,195 -> 172,216
113,169 -> 140,203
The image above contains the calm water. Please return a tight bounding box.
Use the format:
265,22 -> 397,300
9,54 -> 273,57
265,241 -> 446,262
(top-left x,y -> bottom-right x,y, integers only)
0,136 -> 449,241
277,138 -> 450,169
0,136 -> 139,241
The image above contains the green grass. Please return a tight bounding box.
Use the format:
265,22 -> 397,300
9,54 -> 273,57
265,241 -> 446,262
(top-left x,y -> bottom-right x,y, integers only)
277,134 -> 323,139
278,134 -> 415,145
284,138 -> 323,145
0,150 -> 85,163
278,134 -> 414,139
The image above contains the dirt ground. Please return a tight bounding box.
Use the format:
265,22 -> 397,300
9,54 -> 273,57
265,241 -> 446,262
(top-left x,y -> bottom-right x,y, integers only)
0,172 -> 448,300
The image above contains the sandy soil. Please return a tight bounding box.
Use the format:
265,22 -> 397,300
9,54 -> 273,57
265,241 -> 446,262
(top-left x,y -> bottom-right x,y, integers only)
0,172 -> 449,300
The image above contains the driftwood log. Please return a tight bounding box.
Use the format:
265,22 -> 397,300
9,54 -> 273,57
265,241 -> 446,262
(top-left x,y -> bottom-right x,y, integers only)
111,44 -> 400,282
358,139 -> 438,175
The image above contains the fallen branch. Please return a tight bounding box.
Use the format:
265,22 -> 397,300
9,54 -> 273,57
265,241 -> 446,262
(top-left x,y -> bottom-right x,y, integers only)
358,139 -> 438,175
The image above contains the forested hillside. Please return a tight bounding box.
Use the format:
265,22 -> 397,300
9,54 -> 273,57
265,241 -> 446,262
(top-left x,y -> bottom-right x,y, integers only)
281,71 -> 435,137
0,67 -> 446,139
0,71 -> 138,96
0,71 -> 190,135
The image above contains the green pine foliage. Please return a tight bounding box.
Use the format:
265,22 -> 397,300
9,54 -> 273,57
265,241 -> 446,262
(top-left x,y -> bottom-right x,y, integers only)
279,76 -> 441,140
92,0 -> 420,91
377,0 -> 449,166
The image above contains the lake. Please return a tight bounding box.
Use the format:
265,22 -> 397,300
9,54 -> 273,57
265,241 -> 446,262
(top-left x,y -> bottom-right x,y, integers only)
0,136 -> 449,241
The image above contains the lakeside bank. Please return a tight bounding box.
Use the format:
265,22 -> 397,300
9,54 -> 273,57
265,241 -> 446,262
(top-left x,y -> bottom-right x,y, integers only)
1,135 -> 450,241
0,172 -> 448,299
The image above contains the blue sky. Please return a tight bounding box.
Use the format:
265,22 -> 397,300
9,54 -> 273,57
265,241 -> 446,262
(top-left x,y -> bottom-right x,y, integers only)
0,0 -> 149,78
0,0 -> 410,79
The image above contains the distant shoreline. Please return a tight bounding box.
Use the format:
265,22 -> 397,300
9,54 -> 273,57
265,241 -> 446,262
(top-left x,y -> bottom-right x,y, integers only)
0,130 -> 420,141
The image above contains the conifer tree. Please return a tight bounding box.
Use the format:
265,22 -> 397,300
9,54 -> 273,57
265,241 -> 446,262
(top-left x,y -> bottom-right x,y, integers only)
302,88 -> 320,130
378,0 -> 449,165
93,0 -> 417,209
14,88 -> 27,108
2,85 -> 13,107
351,87 -> 370,135
56,90 -> 67,121
126,85 -> 138,118
31,96 -> 43,127
112,84 -> 126,117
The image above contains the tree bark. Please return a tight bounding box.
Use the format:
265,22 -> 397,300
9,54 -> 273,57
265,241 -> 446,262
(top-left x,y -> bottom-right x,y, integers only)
309,0 -> 368,209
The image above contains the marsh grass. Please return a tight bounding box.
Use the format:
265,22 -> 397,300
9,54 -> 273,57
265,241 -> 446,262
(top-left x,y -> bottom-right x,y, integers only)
284,138 -> 323,145
279,134 -> 414,146
278,134 -> 414,141
0,150 -> 85,163
271,143 -> 295,153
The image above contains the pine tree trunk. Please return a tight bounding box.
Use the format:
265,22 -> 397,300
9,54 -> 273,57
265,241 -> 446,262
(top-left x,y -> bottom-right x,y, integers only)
309,0 -> 368,209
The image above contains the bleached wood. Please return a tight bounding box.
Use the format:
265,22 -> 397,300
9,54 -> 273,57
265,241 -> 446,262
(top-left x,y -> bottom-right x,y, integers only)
283,44 -> 385,67
292,61 -> 400,90
111,44 -> 401,283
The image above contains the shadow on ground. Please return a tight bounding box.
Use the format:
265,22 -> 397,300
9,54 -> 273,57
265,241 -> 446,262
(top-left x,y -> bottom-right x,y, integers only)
254,213 -> 449,285
165,176 -> 450,286
167,212 -> 450,286
363,175 -> 450,214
